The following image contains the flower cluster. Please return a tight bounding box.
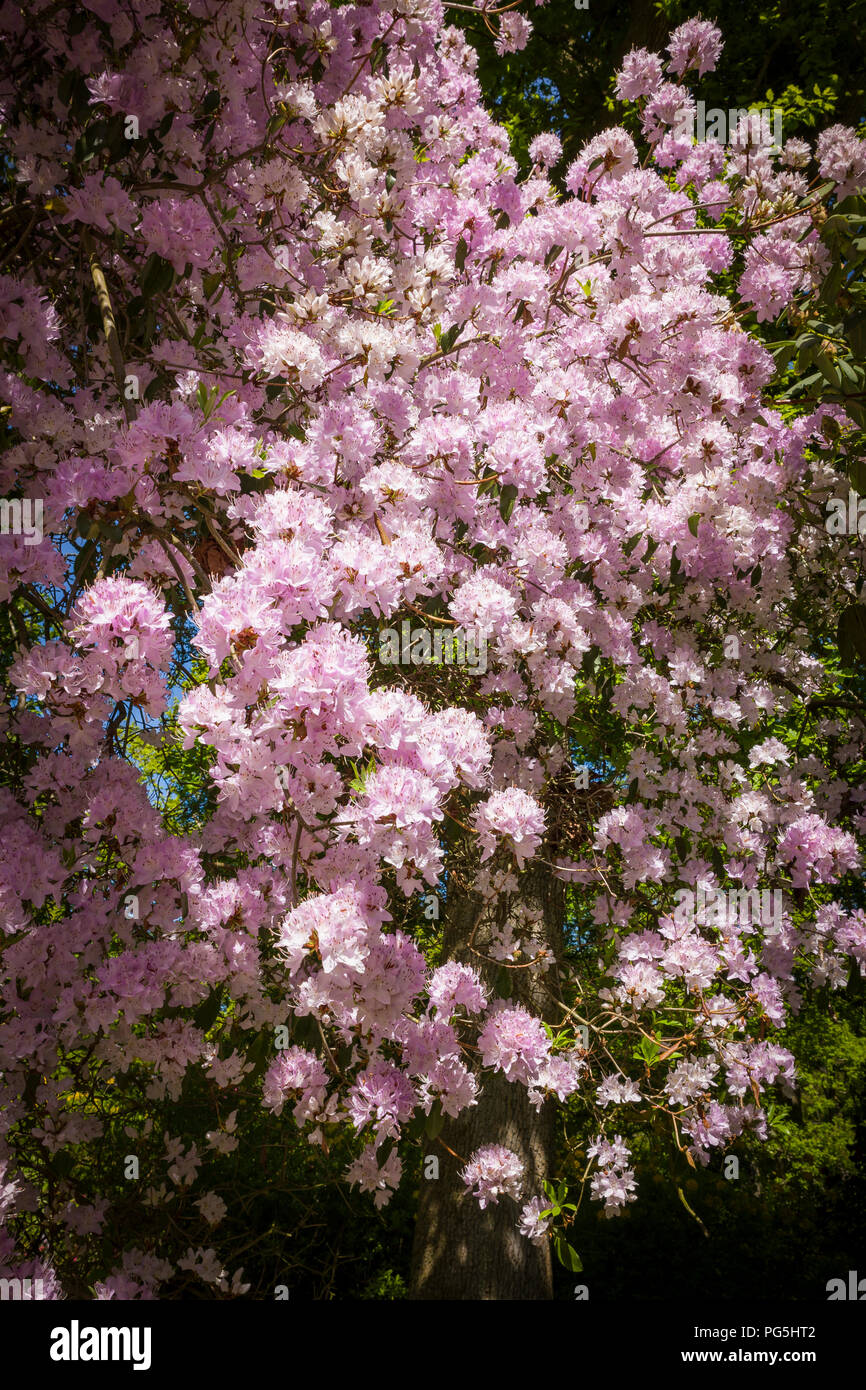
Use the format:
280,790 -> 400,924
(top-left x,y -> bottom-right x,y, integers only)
461,1145 -> 525,1209
588,1135 -> 638,1217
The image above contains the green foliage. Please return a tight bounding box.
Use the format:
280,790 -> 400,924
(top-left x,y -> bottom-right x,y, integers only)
358,1269 -> 408,1299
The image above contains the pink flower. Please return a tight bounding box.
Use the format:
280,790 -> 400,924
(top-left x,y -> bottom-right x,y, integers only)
588,1134 -> 637,1216
528,133 -> 562,169
495,13 -> 532,57
71,577 -> 172,669
428,961 -> 488,1016
347,1061 -> 417,1139
474,788 -> 545,869
461,1145 -> 524,1208
138,197 -> 218,274
262,1047 -> 329,1122
777,814 -> 860,888
615,48 -> 664,101
748,738 -> 790,768
346,1144 -> 403,1208
517,1195 -> 551,1244
815,125 -> 866,198
565,128 -> 637,194
666,18 -> 723,78
478,1004 -> 551,1084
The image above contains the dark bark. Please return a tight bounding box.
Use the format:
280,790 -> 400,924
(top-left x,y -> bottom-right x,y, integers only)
408,863 -> 564,1300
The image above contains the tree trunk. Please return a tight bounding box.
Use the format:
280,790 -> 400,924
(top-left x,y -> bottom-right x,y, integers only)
409,864 -> 564,1300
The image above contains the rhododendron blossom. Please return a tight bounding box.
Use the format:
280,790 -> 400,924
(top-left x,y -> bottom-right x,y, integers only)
461,1145 -> 525,1208
0,0 -> 864,1300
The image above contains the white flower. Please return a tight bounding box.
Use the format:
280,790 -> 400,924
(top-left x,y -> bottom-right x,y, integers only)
179,1247 -> 226,1285
195,1192 -> 227,1226
517,1196 -> 551,1245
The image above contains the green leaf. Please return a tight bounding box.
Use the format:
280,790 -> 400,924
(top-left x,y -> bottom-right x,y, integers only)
405,1111 -> 428,1143
843,398 -> 866,427
139,252 -> 176,299
797,333 -> 820,372
837,604 -> 866,667
51,1150 -> 76,1179
838,357 -> 861,390
425,1100 -> 444,1139
438,322 -> 463,354
554,1236 -> 583,1272
495,965 -> 513,1000
622,531 -> 643,557
634,1036 -> 662,1066
73,539 -> 97,583
846,314 -> 866,359
767,339 -> 796,366
499,483 -> 518,523
178,25 -> 204,63
455,237 -> 468,273
244,1028 -> 272,1081
193,986 -> 223,1033
819,265 -> 845,305
820,414 -> 842,444
291,1013 -> 319,1049
687,513 -> 701,538
815,348 -> 842,389
848,455 -> 866,493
